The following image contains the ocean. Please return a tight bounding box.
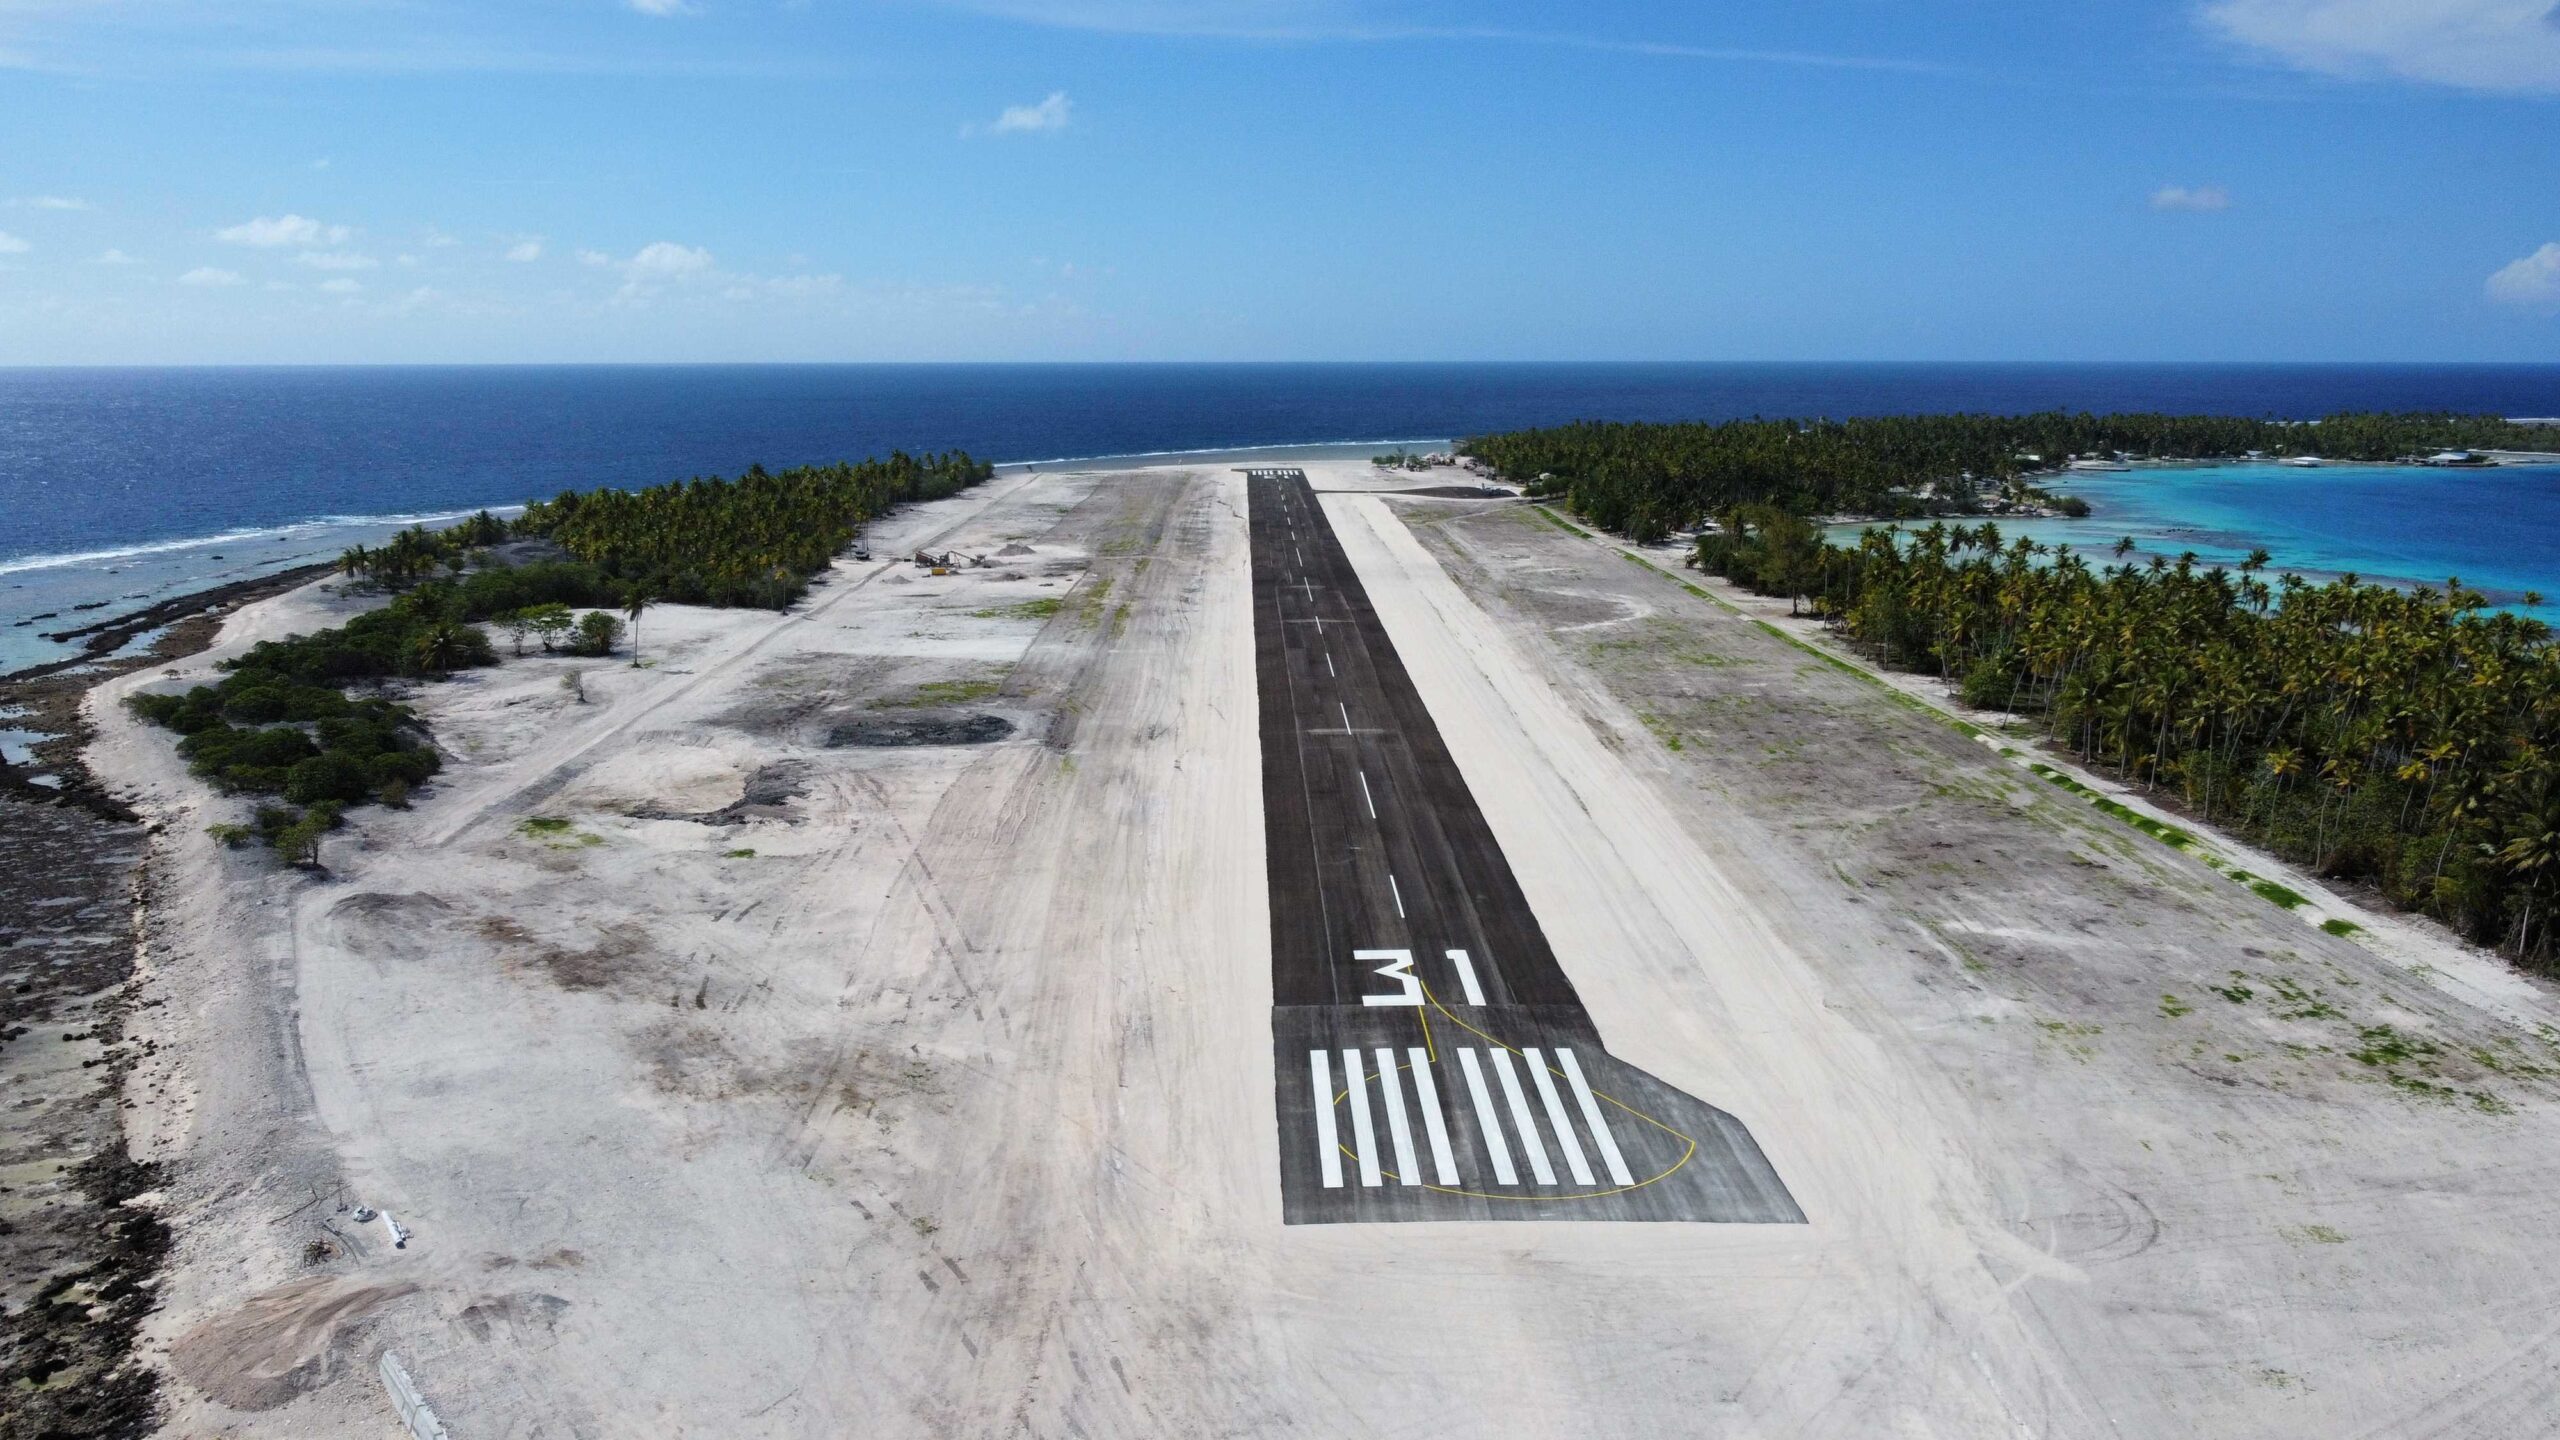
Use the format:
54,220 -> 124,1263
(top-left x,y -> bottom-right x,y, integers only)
5,362 -> 2558,689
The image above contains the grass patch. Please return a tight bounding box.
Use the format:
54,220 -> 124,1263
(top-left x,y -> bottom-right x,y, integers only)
1530,505 -> 1593,538
1636,711 -> 1684,751
2160,993 -> 2193,1019
875,675 -> 1005,708
2265,976 -> 2341,1022
2249,878 -> 2311,909
723,847 -> 756,859
2350,1023 -> 2440,1069
972,597 -> 1065,622
519,813 -> 603,848
2321,917 -> 2362,937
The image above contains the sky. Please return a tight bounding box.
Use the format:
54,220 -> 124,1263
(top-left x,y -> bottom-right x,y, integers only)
0,0 -> 2555,364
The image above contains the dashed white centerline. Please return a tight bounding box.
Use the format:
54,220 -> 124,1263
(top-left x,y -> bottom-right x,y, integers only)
1358,770 -> 1377,819
1325,652 -> 1336,678
1338,701 -> 1351,730
1388,874 -> 1405,918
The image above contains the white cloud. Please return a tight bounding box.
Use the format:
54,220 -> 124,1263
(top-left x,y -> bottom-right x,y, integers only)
2150,184 -> 2232,212
628,0 -> 692,12
2202,0 -> 2560,94
93,248 -> 136,265
12,195 -> 88,211
178,266 -> 245,287
0,231 -> 29,254
215,214 -> 353,248
975,90 -> 1073,136
2488,242 -> 2560,310
583,241 -> 718,302
297,250 -> 379,270
721,273 -> 846,301
505,238 -> 545,262
319,277 -> 363,294
628,241 -> 714,276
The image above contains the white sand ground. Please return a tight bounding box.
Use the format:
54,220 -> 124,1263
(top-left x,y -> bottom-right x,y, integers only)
85,457 -> 2560,1437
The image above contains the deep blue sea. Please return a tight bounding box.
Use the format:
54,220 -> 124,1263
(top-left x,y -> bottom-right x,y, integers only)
4,362 -> 2558,707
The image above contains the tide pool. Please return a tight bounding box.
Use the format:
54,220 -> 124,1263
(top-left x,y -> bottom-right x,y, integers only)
1842,462 -> 2560,619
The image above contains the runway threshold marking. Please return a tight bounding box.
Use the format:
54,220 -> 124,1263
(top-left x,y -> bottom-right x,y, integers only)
1406,1046 -> 1462,1184
1321,984 -> 1701,1201
1309,1051 -> 1345,1188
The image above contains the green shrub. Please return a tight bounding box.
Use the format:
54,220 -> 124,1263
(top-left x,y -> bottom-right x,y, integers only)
572,611 -> 624,657
284,752 -> 375,805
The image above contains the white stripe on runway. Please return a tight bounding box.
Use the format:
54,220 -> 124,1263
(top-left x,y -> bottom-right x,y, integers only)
1447,948 -> 1486,1006
1372,1048 -> 1422,1187
1523,1048 -> 1596,1186
1309,1050 -> 1344,1189
1488,1048 -> 1557,1185
1358,771 -> 1377,819
1454,1049 -> 1518,1185
1556,1047 -> 1633,1187
1325,651 -> 1335,678
1406,1047 -> 1461,1184
1341,1048 -> 1382,1187
1388,874 -> 1404,918
1338,701 -> 1351,729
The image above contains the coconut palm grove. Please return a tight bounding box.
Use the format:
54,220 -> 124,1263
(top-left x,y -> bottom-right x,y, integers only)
127,451 -> 994,861
1673,518 -> 2558,974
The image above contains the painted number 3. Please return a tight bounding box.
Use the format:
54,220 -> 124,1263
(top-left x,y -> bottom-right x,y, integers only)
1355,948 -> 1422,1007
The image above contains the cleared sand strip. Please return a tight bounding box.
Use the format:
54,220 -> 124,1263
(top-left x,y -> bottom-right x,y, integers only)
1320,487 -> 2083,1433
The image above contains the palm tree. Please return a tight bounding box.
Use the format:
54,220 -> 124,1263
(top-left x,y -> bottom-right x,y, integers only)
623,585 -> 651,667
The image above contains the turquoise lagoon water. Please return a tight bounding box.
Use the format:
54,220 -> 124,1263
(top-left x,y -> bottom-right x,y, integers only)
1843,461 -> 2560,620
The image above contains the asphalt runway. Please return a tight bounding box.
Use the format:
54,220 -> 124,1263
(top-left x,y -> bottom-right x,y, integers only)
1247,468 -> 1802,1225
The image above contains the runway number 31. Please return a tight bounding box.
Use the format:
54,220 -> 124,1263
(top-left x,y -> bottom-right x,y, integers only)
1355,948 -> 1423,1007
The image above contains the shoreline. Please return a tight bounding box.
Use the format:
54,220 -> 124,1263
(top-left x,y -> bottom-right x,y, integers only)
0,560 -> 340,1434
0,562 -> 336,814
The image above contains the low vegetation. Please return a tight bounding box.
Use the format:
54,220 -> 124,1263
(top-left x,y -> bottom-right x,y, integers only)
1698,511 -> 2560,969
137,452 -> 990,864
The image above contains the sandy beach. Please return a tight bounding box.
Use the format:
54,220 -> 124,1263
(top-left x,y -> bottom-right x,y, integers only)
63,457 -> 2560,1436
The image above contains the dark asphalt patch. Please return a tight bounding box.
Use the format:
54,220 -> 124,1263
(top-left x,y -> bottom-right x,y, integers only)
824,713 -> 1016,747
